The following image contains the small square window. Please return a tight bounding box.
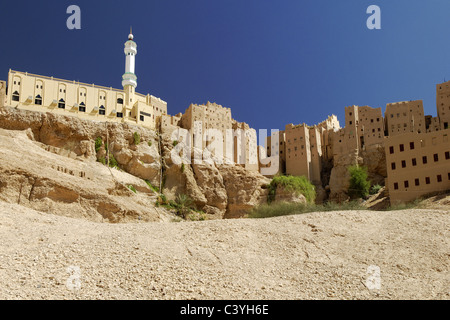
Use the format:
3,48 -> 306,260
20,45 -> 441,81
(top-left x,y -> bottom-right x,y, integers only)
404,181 -> 409,188
437,175 -> 442,182
394,183 -> 399,190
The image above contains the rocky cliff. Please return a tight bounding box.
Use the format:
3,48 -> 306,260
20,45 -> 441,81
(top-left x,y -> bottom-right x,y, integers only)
0,106 -> 272,221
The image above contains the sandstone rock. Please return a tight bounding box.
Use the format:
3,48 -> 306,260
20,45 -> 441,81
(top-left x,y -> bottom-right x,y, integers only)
273,186 -> 307,204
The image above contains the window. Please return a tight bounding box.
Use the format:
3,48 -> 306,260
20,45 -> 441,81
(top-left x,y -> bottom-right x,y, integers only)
79,106 -> 86,112
412,158 -> 417,166
437,175 -> 442,183
410,142 -> 414,150
349,121 -> 352,125
34,95 -> 42,105
116,112 -> 123,118
117,98 -> 124,104
425,177 -> 430,184
394,183 -> 399,190
448,172 -> 450,180
401,160 -> 406,168
434,153 -> 439,162
12,91 -> 20,101
389,146 -> 394,154
399,144 -> 404,152
404,181 -> 409,188
445,151 -> 450,160
58,99 -> 65,109
391,162 -> 396,170
415,178 -> 420,186
99,106 -> 105,115
422,156 -> 427,164
140,115 -> 144,121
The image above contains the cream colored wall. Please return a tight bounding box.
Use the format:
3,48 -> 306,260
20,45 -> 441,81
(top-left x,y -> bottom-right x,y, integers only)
6,70 -> 164,130
385,129 -> 450,204
285,124 -> 311,179
0,80 -> 5,108
385,100 -> 426,136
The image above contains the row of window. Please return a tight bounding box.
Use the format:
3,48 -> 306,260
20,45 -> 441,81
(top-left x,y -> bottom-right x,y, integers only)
393,173 -> 450,190
391,152 -> 450,170
389,137 -> 449,154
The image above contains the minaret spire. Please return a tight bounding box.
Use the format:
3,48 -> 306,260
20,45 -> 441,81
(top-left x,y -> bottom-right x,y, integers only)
122,28 -> 137,89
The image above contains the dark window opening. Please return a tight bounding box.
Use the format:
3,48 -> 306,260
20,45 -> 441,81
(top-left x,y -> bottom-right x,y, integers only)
140,115 -> 144,121
423,156 -> 427,164
399,144 -> 404,152
12,91 -> 19,101
410,142 -> 414,150
401,160 -> 406,168
117,98 -> 124,104
389,146 -> 394,154
99,106 -> 105,115
116,112 -> 123,118
35,95 -> 42,105
445,151 -> 450,160
58,99 -> 65,109
434,153 -> 439,162
394,183 -> 399,190
412,158 -> 417,166
425,177 -> 430,184
391,162 -> 396,170
437,175 -> 442,182
404,181 -> 409,188
415,178 -> 420,186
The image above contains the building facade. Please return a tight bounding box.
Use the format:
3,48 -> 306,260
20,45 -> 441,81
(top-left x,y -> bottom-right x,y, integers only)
4,31 -> 167,130
385,129 -> 450,203
436,80 -> 450,130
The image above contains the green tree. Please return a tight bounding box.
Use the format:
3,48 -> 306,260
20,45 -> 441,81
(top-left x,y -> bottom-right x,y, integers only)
348,165 -> 371,199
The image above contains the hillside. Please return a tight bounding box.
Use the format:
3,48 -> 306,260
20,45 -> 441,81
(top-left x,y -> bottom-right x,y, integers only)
0,201 -> 448,299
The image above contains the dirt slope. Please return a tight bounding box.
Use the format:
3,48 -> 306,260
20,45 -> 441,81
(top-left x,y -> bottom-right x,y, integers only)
0,201 -> 448,300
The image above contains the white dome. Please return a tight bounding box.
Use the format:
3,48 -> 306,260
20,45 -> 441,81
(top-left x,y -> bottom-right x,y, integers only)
128,33 -> 134,40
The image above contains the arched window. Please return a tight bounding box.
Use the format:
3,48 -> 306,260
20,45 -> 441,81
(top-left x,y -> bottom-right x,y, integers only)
35,95 -> 42,105
117,98 -> 124,104
79,102 -> 86,112
12,91 -> 20,102
58,98 -> 65,109
99,105 -> 106,115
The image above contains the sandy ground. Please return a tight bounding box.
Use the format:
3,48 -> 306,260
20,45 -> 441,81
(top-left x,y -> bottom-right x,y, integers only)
0,201 -> 448,300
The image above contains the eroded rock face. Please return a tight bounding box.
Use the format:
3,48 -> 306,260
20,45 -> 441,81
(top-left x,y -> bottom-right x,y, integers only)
0,128 -> 171,223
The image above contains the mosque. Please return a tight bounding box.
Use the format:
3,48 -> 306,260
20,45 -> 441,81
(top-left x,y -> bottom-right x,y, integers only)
2,29 -> 167,129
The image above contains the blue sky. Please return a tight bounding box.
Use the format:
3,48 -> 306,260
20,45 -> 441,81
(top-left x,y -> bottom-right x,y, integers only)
1,0 -> 449,132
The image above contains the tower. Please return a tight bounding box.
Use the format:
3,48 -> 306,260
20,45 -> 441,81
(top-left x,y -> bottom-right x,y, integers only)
122,28 -> 137,109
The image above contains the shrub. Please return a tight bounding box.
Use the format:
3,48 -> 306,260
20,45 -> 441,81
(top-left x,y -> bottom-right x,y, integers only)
95,137 -> 103,153
247,201 -> 366,219
348,165 -> 371,199
181,163 -> 185,173
133,132 -> 140,145
145,180 -> 159,193
127,185 -> 137,193
148,141 -> 152,147
370,184 -> 382,195
175,194 -> 193,218
268,175 -> 316,204
173,140 -> 178,147
108,152 -> 119,169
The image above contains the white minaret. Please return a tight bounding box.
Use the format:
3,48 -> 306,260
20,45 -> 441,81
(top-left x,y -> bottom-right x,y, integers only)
122,27 -> 137,89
